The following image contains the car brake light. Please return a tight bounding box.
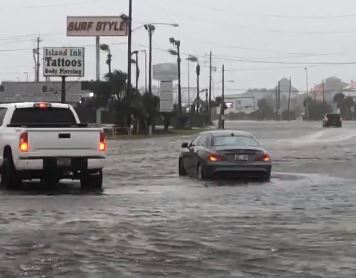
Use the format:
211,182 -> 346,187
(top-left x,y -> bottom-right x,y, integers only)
19,132 -> 29,152
256,152 -> 271,162
99,131 -> 107,151
208,153 -> 221,162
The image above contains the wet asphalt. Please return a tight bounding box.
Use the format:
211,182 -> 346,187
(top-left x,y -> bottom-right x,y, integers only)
1,120 -> 356,277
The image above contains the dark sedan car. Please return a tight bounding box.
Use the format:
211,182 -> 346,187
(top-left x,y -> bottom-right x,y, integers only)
179,130 -> 272,181
322,113 -> 342,127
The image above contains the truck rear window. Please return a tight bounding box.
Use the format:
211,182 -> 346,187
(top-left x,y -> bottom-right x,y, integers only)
10,107 -> 77,126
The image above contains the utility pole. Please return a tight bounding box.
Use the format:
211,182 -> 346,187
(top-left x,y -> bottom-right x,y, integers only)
288,76 -> 292,121
33,36 -> 41,82
305,67 -> 309,120
145,24 -> 155,94
96,36 -> 100,80
134,51 -> 139,91
187,60 -> 190,107
196,63 -> 200,113
208,51 -> 212,122
219,64 -> 225,129
61,76 -> 66,103
322,80 -> 325,104
205,89 -> 208,112
141,50 -> 147,92
127,0 -> 133,96
107,52 -> 112,74
275,84 -> 278,119
177,41 -> 182,113
277,81 -> 281,120
36,37 -> 40,82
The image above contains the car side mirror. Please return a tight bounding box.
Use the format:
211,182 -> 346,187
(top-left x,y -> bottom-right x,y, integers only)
181,142 -> 189,148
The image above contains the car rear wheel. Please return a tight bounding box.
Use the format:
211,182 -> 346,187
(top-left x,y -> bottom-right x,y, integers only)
80,170 -> 103,190
197,163 -> 207,180
178,158 -> 186,176
261,172 -> 271,182
1,155 -> 22,189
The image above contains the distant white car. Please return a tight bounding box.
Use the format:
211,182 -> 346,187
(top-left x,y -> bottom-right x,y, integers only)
0,102 -> 106,189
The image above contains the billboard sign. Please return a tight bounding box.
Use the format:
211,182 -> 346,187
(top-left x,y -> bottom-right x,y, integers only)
153,63 -> 178,81
43,47 -> 85,77
160,81 -> 174,112
67,16 -> 128,36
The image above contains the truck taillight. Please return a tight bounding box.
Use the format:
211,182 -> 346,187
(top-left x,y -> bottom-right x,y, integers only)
99,131 -> 107,151
19,132 -> 29,152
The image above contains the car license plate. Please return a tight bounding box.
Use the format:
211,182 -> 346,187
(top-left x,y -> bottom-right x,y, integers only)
57,158 -> 71,167
235,154 -> 248,161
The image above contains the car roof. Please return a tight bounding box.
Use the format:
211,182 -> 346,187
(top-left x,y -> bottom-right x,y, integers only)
198,130 -> 253,137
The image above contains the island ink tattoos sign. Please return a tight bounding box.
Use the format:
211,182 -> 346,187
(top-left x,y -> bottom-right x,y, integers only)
43,47 -> 85,77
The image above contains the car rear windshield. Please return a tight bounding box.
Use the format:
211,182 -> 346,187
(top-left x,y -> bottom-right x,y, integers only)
327,114 -> 341,120
212,135 -> 259,147
10,107 -> 77,126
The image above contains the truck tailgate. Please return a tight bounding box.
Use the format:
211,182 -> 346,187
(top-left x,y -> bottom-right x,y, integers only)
25,128 -> 102,157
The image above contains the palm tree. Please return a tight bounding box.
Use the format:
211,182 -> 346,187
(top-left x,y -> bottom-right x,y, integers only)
333,92 -> 345,108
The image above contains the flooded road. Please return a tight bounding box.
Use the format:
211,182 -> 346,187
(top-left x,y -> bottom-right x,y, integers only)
1,121 -> 356,277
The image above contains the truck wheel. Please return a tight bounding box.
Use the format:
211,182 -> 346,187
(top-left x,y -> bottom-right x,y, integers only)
1,156 -> 21,189
80,170 -> 103,190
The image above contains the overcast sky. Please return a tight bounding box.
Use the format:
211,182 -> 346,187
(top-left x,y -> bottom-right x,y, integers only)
1,0 -> 356,95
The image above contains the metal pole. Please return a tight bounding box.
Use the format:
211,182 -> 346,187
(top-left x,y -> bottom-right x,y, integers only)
278,81 -> 280,117
187,60 -> 190,107
177,42 -> 182,112
208,51 -> 212,122
322,80 -> 325,104
219,65 -> 225,129
127,0 -> 133,95
61,76 -> 66,103
96,36 -> 100,81
305,67 -> 309,119
36,36 -> 40,82
196,64 -> 200,113
288,76 -> 292,121
205,89 -> 208,112
275,84 -> 278,120
108,52 -> 112,74
148,29 -> 152,94
135,51 -> 139,91
143,50 -> 147,92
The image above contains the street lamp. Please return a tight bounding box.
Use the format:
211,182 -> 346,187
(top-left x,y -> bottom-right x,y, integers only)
100,44 -> 112,75
140,50 -> 147,92
169,37 -> 182,113
144,24 -> 155,94
305,67 -> 309,120
131,50 -> 139,92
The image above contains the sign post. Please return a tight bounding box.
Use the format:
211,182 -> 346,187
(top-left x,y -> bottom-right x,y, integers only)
61,76 -> 66,103
43,47 -> 85,103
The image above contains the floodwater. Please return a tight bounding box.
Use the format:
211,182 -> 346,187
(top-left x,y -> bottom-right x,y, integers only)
1,121 -> 356,277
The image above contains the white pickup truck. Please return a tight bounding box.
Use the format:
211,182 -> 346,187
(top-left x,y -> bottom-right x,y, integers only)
0,102 -> 106,189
